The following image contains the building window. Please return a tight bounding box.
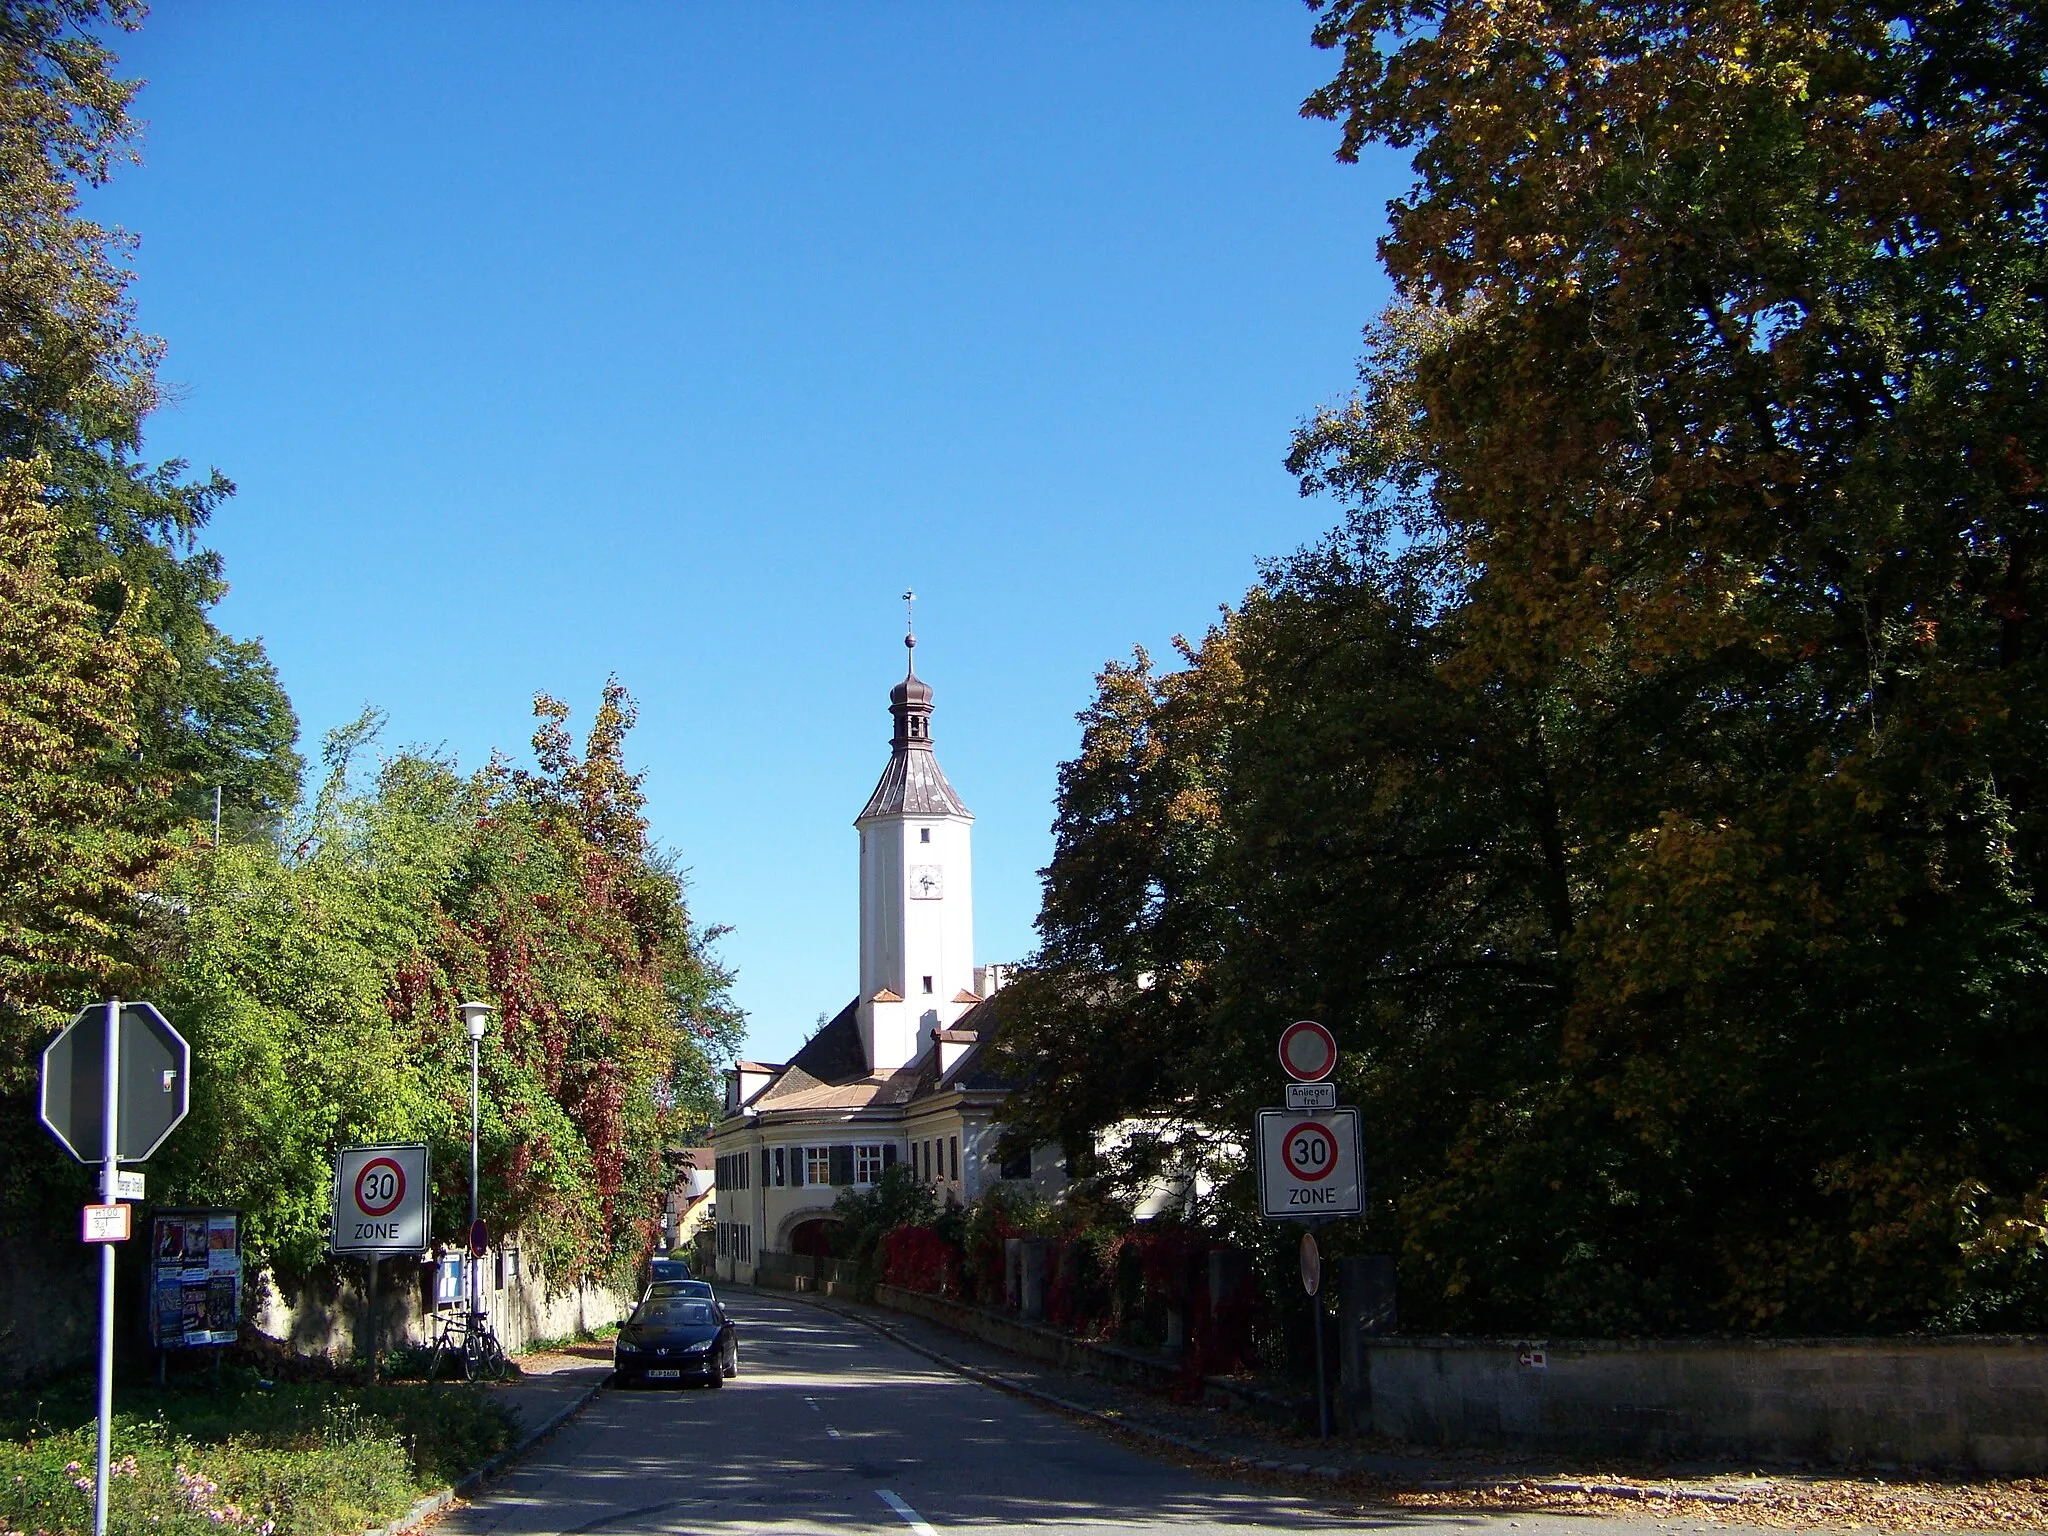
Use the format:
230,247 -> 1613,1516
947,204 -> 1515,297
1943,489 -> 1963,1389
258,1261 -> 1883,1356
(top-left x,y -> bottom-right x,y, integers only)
1001,1148 -> 1031,1180
806,1147 -> 831,1186
920,828 -> 930,843
774,1147 -> 786,1187
855,1144 -> 885,1185
950,1136 -> 959,1182
922,975 -> 933,994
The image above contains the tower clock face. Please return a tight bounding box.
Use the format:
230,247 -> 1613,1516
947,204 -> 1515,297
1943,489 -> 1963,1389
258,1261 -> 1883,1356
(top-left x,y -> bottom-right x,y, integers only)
910,864 -> 943,900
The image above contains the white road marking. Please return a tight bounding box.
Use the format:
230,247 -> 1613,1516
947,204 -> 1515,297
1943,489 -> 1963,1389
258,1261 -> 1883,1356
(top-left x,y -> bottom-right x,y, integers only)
804,1396 -> 821,1411
826,1426 -> 842,1438
875,1489 -> 938,1536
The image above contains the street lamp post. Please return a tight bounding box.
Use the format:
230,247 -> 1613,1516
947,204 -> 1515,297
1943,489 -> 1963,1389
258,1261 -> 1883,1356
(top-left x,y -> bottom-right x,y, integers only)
457,1002 -> 493,1333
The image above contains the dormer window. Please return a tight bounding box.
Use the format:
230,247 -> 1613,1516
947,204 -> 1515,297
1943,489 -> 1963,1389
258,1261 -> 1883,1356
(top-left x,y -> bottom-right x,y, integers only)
922,975 -> 933,994
919,828 -> 930,843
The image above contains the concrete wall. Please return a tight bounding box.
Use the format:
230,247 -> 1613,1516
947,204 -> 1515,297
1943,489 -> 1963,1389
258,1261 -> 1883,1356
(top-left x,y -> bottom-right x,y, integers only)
251,1249 -> 632,1360
754,1252 -> 864,1300
1353,1335 -> 2048,1474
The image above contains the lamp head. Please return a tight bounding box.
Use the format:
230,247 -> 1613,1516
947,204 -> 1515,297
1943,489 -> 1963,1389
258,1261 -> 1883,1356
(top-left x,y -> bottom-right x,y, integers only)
457,1001 -> 493,1041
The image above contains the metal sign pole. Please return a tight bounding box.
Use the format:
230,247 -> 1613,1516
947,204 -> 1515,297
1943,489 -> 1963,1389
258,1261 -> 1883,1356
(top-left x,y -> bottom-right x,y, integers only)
94,998 -> 120,1536
1314,1298 -> 1330,1440
366,1256 -> 379,1385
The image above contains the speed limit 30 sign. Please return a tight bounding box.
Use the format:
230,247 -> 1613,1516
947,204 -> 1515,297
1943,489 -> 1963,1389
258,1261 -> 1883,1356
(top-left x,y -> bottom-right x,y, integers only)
331,1143 -> 430,1257
1256,1108 -> 1363,1219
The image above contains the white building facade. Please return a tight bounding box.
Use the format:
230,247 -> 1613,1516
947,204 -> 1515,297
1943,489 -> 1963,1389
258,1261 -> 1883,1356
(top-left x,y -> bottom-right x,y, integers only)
708,638 -> 1064,1283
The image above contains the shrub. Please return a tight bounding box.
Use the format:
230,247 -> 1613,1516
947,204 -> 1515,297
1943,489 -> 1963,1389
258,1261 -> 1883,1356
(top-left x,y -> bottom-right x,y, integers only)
0,1380 -> 514,1536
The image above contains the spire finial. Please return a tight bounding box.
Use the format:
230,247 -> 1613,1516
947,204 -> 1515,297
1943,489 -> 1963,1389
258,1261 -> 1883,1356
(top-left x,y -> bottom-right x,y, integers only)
902,588 -> 916,670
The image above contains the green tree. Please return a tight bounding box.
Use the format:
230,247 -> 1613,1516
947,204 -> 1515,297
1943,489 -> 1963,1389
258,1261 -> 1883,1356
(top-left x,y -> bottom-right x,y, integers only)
1,0 -> 300,839
146,686 -> 743,1285
0,457 -> 167,1066
1008,0 -> 2048,1333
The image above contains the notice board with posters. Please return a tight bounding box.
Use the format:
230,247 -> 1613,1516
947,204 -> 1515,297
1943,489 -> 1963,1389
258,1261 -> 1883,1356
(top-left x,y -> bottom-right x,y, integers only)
149,1208 -> 241,1349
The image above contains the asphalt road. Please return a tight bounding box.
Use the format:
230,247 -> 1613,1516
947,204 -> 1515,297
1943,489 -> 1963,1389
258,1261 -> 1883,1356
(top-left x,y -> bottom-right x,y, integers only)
440,1291 -> 1759,1536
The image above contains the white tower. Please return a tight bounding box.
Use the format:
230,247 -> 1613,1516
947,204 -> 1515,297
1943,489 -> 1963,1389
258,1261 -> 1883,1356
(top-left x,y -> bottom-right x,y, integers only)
855,619 -> 976,1072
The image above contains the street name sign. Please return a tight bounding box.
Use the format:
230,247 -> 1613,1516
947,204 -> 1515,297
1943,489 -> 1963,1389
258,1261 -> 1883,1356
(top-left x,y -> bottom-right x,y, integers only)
331,1144 -> 431,1257
1256,1107 -> 1364,1219
40,1002 -> 190,1165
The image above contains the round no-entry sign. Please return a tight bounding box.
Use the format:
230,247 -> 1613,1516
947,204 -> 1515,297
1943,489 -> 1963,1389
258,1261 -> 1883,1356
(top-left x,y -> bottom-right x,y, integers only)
1278,1019 -> 1337,1083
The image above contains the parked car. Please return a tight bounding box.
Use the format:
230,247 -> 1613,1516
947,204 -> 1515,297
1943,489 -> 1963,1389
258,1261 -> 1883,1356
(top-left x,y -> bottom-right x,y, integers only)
613,1294 -> 737,1388
649,1255 -> 692,1285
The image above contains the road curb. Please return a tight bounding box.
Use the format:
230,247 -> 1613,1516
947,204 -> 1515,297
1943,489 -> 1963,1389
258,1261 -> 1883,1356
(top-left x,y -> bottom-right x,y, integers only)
360,1374 -> 609,1536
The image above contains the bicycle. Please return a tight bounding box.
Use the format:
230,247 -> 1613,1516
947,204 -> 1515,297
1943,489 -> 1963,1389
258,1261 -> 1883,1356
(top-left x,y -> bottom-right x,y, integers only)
426,1307 -> 508,1383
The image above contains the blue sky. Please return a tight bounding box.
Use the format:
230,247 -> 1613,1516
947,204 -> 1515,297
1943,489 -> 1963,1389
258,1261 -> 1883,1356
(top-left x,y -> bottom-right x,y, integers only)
96,5 -> 1400,1066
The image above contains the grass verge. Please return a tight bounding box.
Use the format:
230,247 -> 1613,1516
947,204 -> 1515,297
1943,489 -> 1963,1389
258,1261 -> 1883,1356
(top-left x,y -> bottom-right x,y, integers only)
0,1371 -> 516,1536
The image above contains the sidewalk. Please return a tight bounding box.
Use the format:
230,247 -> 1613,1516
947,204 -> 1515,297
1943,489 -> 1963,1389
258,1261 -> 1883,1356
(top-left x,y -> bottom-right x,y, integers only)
362,1343 -> 611,1536
759,1284 -> 2048,1533
490,1340 -> 612,1435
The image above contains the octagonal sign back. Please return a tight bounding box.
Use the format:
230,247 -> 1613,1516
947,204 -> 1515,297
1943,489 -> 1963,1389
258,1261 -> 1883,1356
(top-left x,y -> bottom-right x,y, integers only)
40,1002 -> 191,1164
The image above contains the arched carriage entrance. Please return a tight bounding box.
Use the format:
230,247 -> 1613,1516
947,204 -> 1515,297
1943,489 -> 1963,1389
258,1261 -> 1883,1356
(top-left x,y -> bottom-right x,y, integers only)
787,1218 -> 843,1260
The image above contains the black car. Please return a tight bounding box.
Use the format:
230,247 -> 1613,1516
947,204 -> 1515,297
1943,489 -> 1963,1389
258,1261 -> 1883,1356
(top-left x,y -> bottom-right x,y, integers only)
613,1295 -> 737,1387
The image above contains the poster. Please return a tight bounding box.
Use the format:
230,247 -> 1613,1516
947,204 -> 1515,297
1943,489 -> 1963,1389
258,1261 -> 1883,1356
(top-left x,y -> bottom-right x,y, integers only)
154,1278 -> 183,1341
434,1254 -> 465,1308
205,1276 -> 237,1332
208,1216 -> 238,1275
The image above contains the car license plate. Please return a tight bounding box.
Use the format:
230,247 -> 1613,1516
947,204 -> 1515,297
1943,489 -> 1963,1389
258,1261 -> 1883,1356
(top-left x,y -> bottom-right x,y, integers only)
646,1368 -> 681,1379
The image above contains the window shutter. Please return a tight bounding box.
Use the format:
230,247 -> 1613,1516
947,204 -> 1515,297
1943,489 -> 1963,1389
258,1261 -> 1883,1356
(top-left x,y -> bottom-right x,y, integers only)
829,1145 -> 854,1186
790,1148 -> 803,1187
883,1143 -> 898,1168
